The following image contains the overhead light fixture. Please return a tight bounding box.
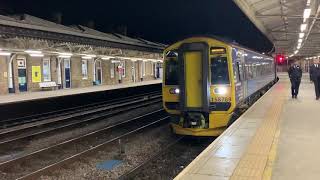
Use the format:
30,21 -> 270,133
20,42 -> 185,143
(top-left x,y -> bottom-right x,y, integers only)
298,38 -> 303,43
297,46 -> 301,49
83,54 -> 96,58
307,0 -> 311,6
30,53 -> 44,57
294,50 -> 298,54
299,33 -> 305,38
111,60 -> 121,63
82,56 -> 92,59
58,55 -> 71,58
303,8 -> 311,19
101,56 -> 114,60
0,52 -> 11,56
25,50 -> 42,54
301,24 -> 307,31
58,52 -> 73,56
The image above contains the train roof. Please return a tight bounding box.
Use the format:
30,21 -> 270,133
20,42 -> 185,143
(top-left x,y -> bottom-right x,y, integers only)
166,35 -> 272,58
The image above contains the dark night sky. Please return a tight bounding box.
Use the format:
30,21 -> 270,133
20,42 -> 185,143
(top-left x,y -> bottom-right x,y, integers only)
0,0 -> 273,52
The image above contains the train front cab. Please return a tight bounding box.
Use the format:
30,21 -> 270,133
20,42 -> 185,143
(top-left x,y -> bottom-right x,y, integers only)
163,37 -> 236,136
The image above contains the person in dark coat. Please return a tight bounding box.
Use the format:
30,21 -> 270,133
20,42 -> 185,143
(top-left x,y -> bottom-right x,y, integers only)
310,60 -> 320,100
309,64 -> 314,82
288,63 -> 302,99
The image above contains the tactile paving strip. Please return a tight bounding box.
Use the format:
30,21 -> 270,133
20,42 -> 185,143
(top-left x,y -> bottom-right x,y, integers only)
231,90 -> 287,179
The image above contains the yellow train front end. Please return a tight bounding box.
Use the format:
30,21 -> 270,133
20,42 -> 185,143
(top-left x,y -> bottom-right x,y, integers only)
162,37 -> 236,136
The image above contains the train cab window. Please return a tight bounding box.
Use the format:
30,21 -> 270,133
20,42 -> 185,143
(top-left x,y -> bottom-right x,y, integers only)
211,57 -> 230,84
165,58 -> 179,85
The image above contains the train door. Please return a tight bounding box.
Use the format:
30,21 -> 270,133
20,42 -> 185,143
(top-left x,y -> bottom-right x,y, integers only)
233,49 -> 246,101
179,43 -> 209,112
64,58 -> 71,88
17,57 -> 27,92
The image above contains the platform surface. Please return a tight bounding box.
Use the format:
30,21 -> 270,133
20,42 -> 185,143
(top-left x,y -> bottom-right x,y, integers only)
0,80 -> 161,105
175,73 -> 319,180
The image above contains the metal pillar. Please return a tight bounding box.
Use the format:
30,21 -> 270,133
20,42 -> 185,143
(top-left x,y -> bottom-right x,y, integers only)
8,54 -> 16,93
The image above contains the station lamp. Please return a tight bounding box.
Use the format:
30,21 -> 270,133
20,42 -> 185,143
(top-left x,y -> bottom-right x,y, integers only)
299,33 -> 305,38
301,24 -> 307,32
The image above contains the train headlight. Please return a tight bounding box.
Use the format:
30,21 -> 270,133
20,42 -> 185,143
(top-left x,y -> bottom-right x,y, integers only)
214,87 -> 227,95
169,88 -> 180,94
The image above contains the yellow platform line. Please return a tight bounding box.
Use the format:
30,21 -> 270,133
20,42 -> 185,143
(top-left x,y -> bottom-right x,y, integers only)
263,129 -> 280,180
230,87 -> 287,179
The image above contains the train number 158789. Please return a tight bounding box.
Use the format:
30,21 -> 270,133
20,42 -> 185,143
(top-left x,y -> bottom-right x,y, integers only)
212,97 -> 231,102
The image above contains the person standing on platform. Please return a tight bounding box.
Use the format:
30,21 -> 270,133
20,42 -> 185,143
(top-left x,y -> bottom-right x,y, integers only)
309,63 -> 314,82
311,60 -> 320,100
288,62 -> 302,99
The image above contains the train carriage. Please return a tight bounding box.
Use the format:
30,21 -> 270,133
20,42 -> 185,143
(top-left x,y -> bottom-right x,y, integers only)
162,36 -> 277,136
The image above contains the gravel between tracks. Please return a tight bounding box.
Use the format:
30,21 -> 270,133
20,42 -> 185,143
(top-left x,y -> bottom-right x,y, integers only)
38,123 -> 175,180
0,103 -> 162,164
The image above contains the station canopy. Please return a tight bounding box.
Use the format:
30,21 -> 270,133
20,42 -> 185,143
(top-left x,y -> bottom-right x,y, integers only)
234,0 -> 320,58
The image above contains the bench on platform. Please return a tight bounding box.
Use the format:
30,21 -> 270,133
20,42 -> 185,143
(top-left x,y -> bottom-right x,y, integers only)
39,81 -> 58,90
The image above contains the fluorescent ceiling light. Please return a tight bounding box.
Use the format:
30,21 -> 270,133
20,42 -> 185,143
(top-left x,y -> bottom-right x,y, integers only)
58,55 -> 71,58
301,24 -> 307,31
82,56 -> 92,59
298,38 -> 303,43
58,52 -> 73,56
297,46 -> 301,49
111,60 -> 121,63
299,33 -> 305,38
30,53 -> 44,57
25,50 -> 42,54
303,8 -> 311,19
85,54 -> 96,58
101,56 -> 114,60
0,52 -> 11,56
294,50 -> 298,54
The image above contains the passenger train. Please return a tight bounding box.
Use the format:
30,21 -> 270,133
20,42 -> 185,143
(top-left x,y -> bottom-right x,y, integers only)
162,36 -> 278,136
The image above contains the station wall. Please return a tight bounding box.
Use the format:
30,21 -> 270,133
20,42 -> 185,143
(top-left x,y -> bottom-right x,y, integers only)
0,55 -> 162,95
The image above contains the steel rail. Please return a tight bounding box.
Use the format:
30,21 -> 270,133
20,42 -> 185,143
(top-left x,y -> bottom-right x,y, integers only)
0,94 -> 161,143
0,90 -> 161,128
0,110 -> 168,180
118,136 -> 185,180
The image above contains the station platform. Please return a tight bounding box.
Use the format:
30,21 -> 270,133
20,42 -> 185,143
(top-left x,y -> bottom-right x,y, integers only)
0,80 -> 161,105
175,73 -> 320,180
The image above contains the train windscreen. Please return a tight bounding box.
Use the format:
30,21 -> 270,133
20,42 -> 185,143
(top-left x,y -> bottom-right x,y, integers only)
165,58 -> 179,85
211,57 -> 230,84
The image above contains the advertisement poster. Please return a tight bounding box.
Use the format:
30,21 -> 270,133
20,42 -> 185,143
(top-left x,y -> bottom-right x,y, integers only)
32,66 -> 41,83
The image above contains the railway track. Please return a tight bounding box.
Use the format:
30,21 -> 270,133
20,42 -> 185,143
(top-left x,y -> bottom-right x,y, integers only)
0,91 -> 161,129
0,109 -> 169,180
118,136 -> 185,180
119,136 -> 214,180
0,92 -> 162,153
